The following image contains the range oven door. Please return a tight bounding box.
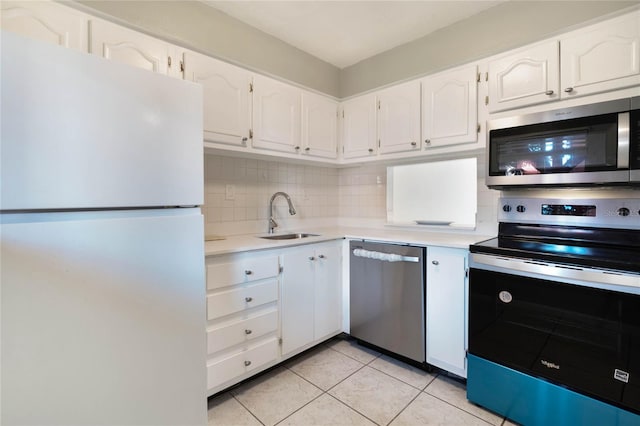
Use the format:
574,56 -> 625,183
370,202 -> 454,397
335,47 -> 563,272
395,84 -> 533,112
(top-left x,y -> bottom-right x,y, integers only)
468,264 -> 640,415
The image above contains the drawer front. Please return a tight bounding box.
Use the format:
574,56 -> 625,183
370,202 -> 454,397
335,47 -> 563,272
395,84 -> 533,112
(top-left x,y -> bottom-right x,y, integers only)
207,255 -> 279,290
206,337 -> 279,390
207,279 -> 278,320
207,309 -> 278,355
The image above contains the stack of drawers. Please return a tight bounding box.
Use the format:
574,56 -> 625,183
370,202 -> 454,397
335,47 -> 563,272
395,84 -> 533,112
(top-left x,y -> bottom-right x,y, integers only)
205,252 -> 281,394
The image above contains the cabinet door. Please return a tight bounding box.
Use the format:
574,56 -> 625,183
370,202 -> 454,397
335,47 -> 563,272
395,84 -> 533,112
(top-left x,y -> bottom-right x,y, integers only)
426,247 -> 468,378
313,242 -> 342,340
341,94 -> 377,159
184,51 -> 252,146
89,19 -> 171,75
302,91 -> 338,159
252,75 -> 301,154
377,81 -> 421,154
281,248 -> 315,355
422,65 -> 478,149
1,0 -> 87,51
560,10 -> 640,99
488,41 -> 559,112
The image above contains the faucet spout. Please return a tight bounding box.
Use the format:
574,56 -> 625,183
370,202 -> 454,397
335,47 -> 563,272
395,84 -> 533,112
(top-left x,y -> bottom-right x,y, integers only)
269,192 -> 296,233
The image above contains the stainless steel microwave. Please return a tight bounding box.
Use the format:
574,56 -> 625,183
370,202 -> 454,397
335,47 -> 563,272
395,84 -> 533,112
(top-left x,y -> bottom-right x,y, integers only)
486,97 -> 639,188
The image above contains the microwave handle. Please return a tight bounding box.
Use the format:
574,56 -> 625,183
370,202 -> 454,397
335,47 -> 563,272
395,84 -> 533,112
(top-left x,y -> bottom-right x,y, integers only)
618,112 -> 629,169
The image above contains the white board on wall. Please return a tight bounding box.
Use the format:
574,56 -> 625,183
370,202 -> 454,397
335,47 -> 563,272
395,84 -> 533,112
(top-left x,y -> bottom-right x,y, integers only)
387,157 -> 477,227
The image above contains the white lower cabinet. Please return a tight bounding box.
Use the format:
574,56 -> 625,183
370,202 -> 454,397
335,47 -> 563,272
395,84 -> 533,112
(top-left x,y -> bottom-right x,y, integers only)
205,250 -> 281,394
206,240 -> 343,395
281,240 -> 343,356
426,246 -> 468,378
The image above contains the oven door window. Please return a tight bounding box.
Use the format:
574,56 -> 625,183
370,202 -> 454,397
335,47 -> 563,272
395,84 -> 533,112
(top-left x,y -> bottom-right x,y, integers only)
489,114 -> 619,176
469,268 -> 640,414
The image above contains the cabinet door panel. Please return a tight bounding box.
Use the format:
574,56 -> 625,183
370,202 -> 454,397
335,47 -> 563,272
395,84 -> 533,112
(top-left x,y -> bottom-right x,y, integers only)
422,65 -> 477,148
314,242 -> 343,339
561,11 -> 640,98
426,247 -> 468,378
184,51 -> 251,146
281,249 -> 314,355
377,81 -> 421,154
341,94 -> 377,158
89,19 -> 168,75
252,75 -> 301,153
488,41 -> 559,112
302,92 -> 338,159
1,1 -> 87,51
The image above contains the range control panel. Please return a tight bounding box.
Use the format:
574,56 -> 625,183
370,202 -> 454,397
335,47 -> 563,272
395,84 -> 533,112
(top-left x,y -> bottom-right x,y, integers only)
498,197 -> 640,229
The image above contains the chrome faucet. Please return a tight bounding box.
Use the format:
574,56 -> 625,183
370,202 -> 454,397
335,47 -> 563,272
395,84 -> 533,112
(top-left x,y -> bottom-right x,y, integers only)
269,192 -> 296,233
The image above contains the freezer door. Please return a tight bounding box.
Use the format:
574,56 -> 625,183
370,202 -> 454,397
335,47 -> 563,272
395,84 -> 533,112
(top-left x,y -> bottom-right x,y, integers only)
1,209 -> 206,425
1,32 -> 203,210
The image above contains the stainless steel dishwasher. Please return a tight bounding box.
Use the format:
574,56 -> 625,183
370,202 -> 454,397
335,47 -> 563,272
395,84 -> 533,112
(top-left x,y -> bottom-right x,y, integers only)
350,240 -> 426,364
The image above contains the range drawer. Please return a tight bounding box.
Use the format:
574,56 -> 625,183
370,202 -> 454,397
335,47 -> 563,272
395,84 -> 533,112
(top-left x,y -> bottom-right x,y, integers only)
207,255 -> 279,290
207,309 -> 278,355
206,279 -> 278,320
206,337 -> 279,390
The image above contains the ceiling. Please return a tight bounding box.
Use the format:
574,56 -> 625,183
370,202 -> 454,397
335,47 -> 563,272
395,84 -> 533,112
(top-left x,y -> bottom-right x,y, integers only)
203,1 -> 506,69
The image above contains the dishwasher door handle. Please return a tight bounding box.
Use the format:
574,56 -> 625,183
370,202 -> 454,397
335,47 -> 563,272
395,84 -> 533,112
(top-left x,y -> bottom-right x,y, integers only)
352,248 -> 420,263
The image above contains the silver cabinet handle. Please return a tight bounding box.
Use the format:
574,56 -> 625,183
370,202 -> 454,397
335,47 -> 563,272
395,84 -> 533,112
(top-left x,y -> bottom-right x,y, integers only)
305,147 -> 310,151
245,270 -> 252,275
318,254 -> 326,259
241,137 -> 248,142
545,90 -> 554,95
368,148 -> 374,153
244,360 -> 251,367
411,141 -> 417,147
424,139 -> 431,146
295,146 -> 300,150
564,87 -> 574,93
245,297 -> 253,302
245,329 -> 252,335
309,256 -> 316,261
432,260 -> 439,265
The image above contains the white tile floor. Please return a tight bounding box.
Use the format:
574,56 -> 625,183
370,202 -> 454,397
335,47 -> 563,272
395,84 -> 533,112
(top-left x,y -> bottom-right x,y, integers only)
208,336 -> 519,426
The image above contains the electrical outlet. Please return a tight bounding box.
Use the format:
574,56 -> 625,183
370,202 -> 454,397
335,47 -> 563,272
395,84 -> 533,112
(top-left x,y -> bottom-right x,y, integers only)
225,184 -> 235,200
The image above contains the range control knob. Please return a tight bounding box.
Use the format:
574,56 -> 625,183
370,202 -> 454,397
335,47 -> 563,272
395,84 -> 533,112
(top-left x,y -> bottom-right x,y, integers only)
618,207 -> 630,217
502,204 -> 512,213
516,205 -> 526,213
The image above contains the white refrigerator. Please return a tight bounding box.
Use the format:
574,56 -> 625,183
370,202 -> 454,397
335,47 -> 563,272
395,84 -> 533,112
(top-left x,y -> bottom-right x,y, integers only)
1,32 -> 206,425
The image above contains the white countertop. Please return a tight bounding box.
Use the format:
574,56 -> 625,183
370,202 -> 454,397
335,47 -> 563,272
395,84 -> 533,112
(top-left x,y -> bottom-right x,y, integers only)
204,226 -> 494,256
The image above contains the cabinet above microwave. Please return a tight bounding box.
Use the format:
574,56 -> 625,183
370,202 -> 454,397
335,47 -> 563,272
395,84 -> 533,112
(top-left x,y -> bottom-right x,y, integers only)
486,97 -> 639,189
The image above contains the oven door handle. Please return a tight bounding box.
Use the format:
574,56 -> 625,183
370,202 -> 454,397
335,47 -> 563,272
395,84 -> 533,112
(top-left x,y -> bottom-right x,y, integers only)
470,253 -> 640,290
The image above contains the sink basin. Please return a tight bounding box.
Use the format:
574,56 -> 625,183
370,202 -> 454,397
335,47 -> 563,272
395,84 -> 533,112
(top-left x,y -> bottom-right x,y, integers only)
259,233 -> 319,240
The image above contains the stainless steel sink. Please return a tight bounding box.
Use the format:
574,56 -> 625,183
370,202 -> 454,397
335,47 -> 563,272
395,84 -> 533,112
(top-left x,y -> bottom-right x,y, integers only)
259,233 -> 319,240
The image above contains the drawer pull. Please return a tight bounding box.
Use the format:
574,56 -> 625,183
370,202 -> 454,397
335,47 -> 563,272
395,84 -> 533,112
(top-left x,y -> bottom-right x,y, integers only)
245,329 -> 252,335
318,254 -> 326,259
244,360 -> 251,367
245,297 -> 253,303
245,270 -> 252,275
309,256 -> 316,261
432,260 -> 439,265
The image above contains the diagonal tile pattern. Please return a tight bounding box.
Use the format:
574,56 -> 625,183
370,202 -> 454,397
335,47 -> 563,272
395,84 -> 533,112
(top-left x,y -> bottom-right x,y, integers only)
208,336 -> 514,426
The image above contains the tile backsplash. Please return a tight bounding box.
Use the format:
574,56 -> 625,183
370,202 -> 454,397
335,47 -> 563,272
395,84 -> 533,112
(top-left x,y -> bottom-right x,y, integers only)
203,154 -> 499,237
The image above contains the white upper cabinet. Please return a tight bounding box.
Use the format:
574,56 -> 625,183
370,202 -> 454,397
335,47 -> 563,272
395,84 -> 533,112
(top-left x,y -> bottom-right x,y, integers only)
301,91 -> 338,159
183,51 -> 252,147
488,41 -> 560,112
252,75 -> 302,154
341,94 -> 377,159
422,64 -> 478,148
1,0 -> 88,51
89,19 -> 182,78
377,80 -> 421,154
560,10 -> 640,99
